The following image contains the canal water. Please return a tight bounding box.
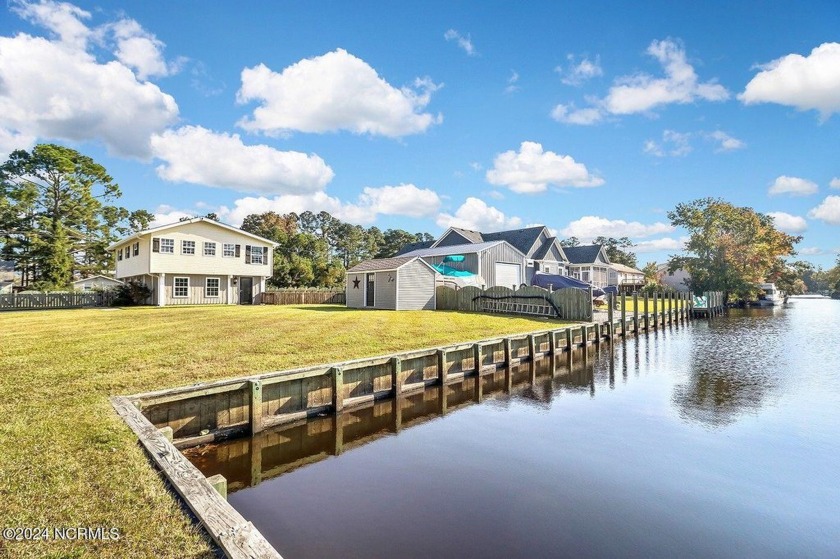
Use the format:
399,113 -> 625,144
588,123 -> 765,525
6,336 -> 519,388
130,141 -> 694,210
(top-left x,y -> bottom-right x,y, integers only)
186,299 -> 840,558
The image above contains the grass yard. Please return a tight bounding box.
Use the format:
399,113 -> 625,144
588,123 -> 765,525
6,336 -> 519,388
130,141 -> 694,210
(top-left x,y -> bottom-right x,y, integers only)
0,304 -> 563,558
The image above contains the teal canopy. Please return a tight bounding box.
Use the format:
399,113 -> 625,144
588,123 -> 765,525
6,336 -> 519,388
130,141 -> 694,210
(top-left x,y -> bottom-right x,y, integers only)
432,263 -> 474,277
442,255 -> 465,263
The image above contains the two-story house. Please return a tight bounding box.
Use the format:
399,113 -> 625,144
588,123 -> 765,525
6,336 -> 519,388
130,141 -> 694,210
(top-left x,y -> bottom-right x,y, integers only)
563,245 -> 612,288
107,217 -> 278,306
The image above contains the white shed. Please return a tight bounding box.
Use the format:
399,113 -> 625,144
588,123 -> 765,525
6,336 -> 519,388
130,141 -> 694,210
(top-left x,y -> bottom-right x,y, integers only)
72,275 -> 124,291
346,256 -> 438,310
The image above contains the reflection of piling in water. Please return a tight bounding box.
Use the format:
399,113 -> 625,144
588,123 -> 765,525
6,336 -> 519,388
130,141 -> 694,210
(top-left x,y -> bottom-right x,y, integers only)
186,350 -> 603,493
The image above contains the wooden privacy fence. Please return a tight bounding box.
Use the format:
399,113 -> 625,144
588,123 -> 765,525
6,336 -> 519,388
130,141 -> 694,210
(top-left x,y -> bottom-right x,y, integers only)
261,289 -> 345,305
0,291 -> 116,311
436,285 -> 592,321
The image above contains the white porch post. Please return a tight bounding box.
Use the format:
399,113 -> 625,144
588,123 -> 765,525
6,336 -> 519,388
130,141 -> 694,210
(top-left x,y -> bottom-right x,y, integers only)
158,273 -> 166,307
259,277 -> 266,304
227,275 -> 233,305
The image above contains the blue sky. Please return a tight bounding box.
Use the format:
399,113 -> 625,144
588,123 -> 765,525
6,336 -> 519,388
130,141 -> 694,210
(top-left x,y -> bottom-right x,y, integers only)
1,0 -> 839,266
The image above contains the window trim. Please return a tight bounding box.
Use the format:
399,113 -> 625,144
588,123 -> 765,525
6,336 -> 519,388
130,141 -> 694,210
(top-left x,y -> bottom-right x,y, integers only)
117,248 -> 123,261
159,238 -> 174,254
203,242 -> 217,257
250,245 -> 265,265
173,276 -> 189,298
205,277 -> 220,298
223,243 -> 236,258
181,240 -> 196,255
133,242 -> 139,256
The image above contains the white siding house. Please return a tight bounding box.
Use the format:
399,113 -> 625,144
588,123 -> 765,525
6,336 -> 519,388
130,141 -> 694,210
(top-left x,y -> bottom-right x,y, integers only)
346,256 -> 438,310
107,218 -> 278,306
72,275 -> 123,291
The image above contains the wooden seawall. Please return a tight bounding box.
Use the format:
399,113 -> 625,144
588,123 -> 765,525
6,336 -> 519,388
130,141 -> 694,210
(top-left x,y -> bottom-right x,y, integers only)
112,291 -> 701,559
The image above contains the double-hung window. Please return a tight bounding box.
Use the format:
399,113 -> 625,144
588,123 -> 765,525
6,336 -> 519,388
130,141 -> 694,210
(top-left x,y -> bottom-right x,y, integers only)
204,242 -> 216,256
250,246 -> 265,264
160,238 -> 174,253
182,240 -> 196,255
223,243 -> 236,257
174,277 -> 189,298
133,242 -> 139,256
205,277 -> 220,298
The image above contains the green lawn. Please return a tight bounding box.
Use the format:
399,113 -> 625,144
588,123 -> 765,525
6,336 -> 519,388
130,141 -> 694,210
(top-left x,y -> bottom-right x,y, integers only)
0,305 -> 562,558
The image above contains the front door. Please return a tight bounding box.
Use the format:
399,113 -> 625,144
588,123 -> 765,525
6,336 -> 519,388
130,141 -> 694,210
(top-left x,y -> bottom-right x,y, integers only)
239,277 -> 253,305
365,273 -> 375,307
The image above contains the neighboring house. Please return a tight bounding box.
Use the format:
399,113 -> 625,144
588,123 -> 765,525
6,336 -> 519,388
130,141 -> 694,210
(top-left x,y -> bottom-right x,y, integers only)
107,217 -> 278,306
608,263 -> 645,293
563,245 -> 612,288
346,256 -> 438,310
72,275 -> 123,291
398,240 -> 527,288
0,280 -> 13,294
657,264 -> 691,292
0,260 -> 15,282
424,226 -> 569,284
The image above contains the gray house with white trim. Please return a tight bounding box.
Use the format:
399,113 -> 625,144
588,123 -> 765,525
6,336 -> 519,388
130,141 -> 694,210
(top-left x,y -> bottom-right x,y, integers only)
346,256 -> 438,310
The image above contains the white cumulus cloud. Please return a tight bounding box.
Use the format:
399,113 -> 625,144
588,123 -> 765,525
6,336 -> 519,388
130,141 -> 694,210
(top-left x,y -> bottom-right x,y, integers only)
444,29 -> 476,56
149,204 -> 196,228
436,197 -> 522,232
634,237 -> 688,253
830,178 -> 840,189
707,130 -> 745,152
557,55 -> 603,86
767,211 -> 807,233
236,49 -> 442,138
740,42 -> 840,119
150,126 -> 334,195
644,130 -> 692,157
107,18 -> 184,80
560,216 -> 674,240
0,1 -> 180,158
552,38 -> 728,125
486,141 -> 604,194
220,184 -> 441,226
808,196 -> 840,225
768,175 -> 818,196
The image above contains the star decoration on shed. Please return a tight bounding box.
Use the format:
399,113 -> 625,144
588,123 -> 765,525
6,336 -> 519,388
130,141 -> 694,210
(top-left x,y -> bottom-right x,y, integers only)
352,276 -> 360,288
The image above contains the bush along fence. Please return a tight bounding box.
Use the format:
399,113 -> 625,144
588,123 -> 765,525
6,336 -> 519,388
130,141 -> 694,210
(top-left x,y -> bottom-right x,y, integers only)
436,285 -> 593,321
261,288 -> 345,305
0,291 -> 117,311
110,290 -> 721,559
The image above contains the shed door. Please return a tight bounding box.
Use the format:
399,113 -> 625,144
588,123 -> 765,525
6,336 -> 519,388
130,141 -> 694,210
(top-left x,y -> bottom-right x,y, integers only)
495,263 -> 521,289
365,273 -> 375,307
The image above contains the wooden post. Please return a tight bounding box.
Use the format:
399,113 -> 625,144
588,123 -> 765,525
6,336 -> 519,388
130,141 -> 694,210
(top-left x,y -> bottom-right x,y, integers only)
652,292 -> 659,329
333,414 -> 344,456
607,294 -> 614,336
250,434 -> 263,487
549,330 -> 557,355
633,293 -> 639,334
643,293 -> 650,331
473,343 -> 482,373
587,285 -> 594,321
565,328 -> 573,351
391,356 -> 402,397
528,334 -> 536,360
504,338 -> 512,364
207,474 -> 227,500
438,349 -> 448,384
249,380 -> 263,434
332,367 -> 344,413
621,293 -> 627,337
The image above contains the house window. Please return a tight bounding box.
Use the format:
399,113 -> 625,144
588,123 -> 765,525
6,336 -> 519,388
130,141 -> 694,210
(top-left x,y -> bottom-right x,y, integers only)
133,242 -> 139,256
206,277 -> 220,297
160,238 -> 174,253
544,265 -> 552,274
223,243 -> 236,257
182,240 -> 196,255
250,246 -> 265,264
204,242 -> 216,256
118,248 -> 123,261
124,245 -> 130,259
582,271 -> 590,282
174,277 -> 189,298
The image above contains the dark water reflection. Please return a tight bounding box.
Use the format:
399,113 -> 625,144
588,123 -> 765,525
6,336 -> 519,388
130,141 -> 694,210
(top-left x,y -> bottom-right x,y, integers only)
187,300 -> 840,558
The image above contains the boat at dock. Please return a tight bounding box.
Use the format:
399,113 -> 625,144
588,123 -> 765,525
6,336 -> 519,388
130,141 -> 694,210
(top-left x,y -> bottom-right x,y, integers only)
753,283 -> 785,306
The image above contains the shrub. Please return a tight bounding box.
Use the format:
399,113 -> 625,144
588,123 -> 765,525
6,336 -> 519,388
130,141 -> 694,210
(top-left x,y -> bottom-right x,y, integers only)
112,280 -> 152,306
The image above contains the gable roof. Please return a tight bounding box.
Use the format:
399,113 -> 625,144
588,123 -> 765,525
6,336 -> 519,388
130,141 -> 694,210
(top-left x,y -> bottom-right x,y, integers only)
532,237 -> 567,261
106,217 -> 279,251
72,275 -> 124,285
610,263 -> 643,274
347,256 -> 438,274
395,240 -> 434,256
399,240 -> 525,259
563,244 -> 608,265
431,227 -> 484,247
481,226 -> 547,256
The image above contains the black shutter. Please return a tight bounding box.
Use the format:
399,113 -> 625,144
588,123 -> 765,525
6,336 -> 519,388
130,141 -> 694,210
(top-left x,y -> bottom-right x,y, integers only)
235,244 -> 241,258
245,245 -> 251,264
152,238 -> 160,252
